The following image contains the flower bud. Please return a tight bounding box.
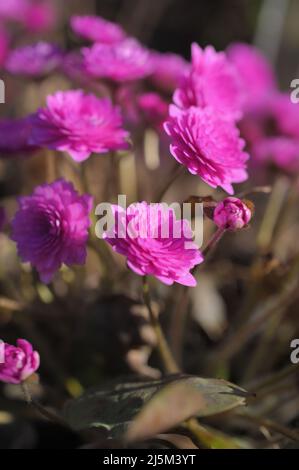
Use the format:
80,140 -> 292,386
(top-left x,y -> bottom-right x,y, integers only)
0,339 -> 40,384
213,197 -> 252,231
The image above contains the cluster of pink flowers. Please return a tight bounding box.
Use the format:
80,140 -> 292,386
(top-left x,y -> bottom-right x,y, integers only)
1,11 -> 283,385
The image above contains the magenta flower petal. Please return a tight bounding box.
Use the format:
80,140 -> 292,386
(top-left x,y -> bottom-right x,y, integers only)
164,105 -> 249,194
253,137 -> 299,173
29,90 -> 130,161
103,202 -> 204,287
0,339 -> 40,384
150,51 -> 190,92
23,1 -> 56,33
71,15 -> 126,44
11,179 -> 93,283
82,39 -> 153,82
271,93 -> 299,139
227,42 -> 276,110
174,44 -> 243,121
0,1 -> 55,33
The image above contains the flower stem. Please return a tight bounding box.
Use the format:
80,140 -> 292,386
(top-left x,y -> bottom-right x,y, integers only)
202,227 -> 225,258
21,382 -> 68,427
142,276 -> 217,449
155,165 -> 184,202
142,277 -> 179,374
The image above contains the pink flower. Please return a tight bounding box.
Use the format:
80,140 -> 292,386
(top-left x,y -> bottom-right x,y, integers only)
174,44 -> 243,120
30,90 -> 129,162
271,93 -> 299,139
227,42 -> 276,110
82,39 -> 153,82
164,105 -> 249,194
0,1 -> 55,33
5,42 -> 63,78
71,15 -> 126,44
103,202 -> 204,287
150,52 -> 190,92
253,137 -> 299,173
0,0 -> 28,23
0,339 -> 40,384
138,92 -> 169,130
214,197 -> 251,231
23,1 -> 56,33
11,179 -> 93,283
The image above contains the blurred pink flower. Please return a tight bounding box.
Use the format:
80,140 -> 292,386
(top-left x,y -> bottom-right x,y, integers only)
214,197 -> 251,231
71,15 -> 126,44
5,42 -> 63,77
271,93 -> 299,139
30,90 -> 129,161
150,51 -> 190,93
138,92 -> 169,130
23,1 -> 56,33
239,91 -> 299,173
227,42 -> 276,110
83,38 -> 153,82
104,202 -> 204,287
0,0 -> 28,23
174,44 -> 243,120
0,117 -> 38,157
0,0 -> 55,32
253,137 -> 299,173
0,339 -> 40,384
11,179 -> 93,283
164,105 -> 249,194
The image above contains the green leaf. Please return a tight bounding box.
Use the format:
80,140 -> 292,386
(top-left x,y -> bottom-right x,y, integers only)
126,381 -> 206,442
63,374 -> 250,438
